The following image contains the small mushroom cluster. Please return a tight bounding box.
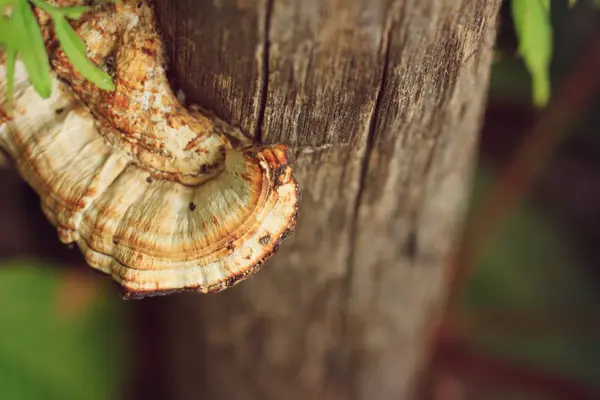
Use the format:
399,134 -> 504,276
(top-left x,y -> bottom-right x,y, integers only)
0,0 -> 298,298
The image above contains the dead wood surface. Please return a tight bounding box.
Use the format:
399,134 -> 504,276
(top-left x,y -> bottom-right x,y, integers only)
150,0 -> 501,399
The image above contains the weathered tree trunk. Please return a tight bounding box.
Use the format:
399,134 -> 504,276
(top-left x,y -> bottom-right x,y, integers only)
150,0 -> 500,398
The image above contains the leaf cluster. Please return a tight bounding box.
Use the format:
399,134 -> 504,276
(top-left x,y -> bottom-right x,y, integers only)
0,0 -> 117,103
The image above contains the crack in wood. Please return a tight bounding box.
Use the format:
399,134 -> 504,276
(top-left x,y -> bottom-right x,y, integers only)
339,12 -> 396,397
255,0 -> 274,143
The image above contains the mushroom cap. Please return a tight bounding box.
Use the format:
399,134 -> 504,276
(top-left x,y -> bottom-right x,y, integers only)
0,1 -> 298,298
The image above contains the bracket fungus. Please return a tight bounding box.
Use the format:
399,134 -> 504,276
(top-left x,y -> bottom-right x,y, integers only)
0,0 -> 298,298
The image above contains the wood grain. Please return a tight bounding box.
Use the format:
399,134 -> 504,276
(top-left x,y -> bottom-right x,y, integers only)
151,0 -> 501,398
154,0 -> 269,138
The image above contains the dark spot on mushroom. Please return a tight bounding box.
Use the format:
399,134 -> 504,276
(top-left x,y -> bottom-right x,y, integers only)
188,202 -> 196,211
113,238 -> 119,245
141,46 -> 156,57
104,54 -> 116,76
199,162 -> 219,174
226,242 -> 235,252
223,276 -> 237,288
259,234 -> 271,246
55,108 -> 64,115
281,228 -> 295,241
219,145 -> 226,156
146,176 -> 153,183
272,166 -> 289,187
137,1 -> 143,8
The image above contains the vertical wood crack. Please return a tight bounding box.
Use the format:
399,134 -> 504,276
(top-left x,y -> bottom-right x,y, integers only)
339,15 -> 394,396
254,0 -> 274,143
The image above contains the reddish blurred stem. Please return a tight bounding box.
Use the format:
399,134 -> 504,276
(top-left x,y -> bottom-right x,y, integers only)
431,328 -> 600,400
446,33 -> 600,307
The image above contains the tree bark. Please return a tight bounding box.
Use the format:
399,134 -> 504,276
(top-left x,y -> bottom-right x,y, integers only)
151,0 -> 500,398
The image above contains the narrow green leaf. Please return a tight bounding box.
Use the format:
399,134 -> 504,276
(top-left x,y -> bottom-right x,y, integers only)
1,0 -> 118,102
0,5 -> 16,104
27,0 -> 53,14
54,14 -> 87,56
59,5 -> 91,20
5,48 -> 15,107
511,0 -> 552,107
27,1 -> 89,24
17,0 -> 52,98
52,17 -> 114,91
0,14 -> 15,46
0,1 -> 52,101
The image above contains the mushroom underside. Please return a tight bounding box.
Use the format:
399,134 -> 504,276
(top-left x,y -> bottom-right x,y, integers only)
0,57 -> 298,298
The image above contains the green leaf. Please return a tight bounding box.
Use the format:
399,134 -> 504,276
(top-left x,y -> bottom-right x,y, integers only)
59,5 -> 91,20
1,0 -> 116,103
26,0 -> 51,12
511,0 -> 552,107
29,0 -> 115,91
0,15 -> 16,107
17,0 -> 52,98
52,17 -> 114,91
0,0 -> 52,101
5,48 -> 15,106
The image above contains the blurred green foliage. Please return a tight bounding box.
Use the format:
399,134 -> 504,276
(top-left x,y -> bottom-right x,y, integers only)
0,260 -> 126,400
461,167 -> 600,388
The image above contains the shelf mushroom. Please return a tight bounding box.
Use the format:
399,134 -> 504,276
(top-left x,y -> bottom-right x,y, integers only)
0,0 -> 298,298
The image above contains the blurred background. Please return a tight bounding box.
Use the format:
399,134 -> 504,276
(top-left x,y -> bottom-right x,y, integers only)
1,1 -> 599,399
